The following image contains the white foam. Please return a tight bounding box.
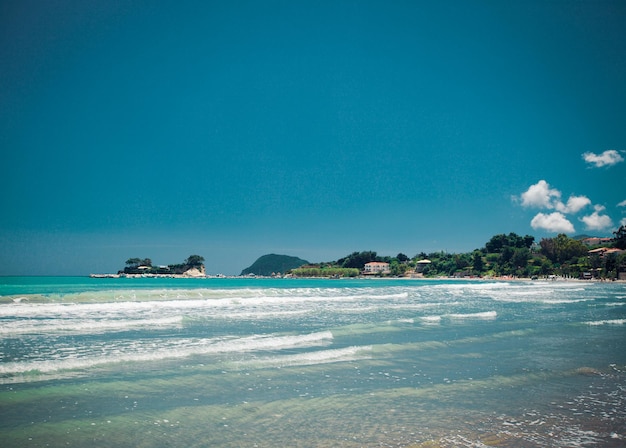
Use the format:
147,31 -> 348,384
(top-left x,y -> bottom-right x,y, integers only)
586,319 -> 626,326
0,289 -> 408,319
238,345 -> 372,368
426,281 -> 599,305
447,311 -> 497,320
0,316 -> 183,336
433,282 -> 506,290
489,295 -> 592,304
215,309 -> 312,320
384,302 -> 456,311
0,330 -> 334,378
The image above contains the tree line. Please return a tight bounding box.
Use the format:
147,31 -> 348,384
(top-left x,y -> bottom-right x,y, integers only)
291,226 -> 626,279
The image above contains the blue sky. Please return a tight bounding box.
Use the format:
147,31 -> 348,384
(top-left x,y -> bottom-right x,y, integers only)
1,0 -> 625,276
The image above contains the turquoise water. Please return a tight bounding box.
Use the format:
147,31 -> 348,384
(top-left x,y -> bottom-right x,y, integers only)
1,277 -> 625,447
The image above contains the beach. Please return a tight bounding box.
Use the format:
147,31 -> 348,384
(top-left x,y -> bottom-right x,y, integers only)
1,277 -> 625,447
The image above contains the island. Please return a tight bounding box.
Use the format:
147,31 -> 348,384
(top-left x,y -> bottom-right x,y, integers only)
91,255 -> 207,278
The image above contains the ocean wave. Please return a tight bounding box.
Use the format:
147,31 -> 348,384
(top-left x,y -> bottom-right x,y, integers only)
476,286 -> 593,304
585,319 -> 626,326
420,315 -> 442,324
384,302 -> 459,311
0,330 -> 334,379
0,316 -> 183,336
447,311 -> 497,320
237,345 -> 372,369
206,309 -> 313,320
426,281 -> 598,307
1,286 -> 412,306
489,296 -> 593,304
0,288 -> 417,335
432,282 -> 507,290
0,295 -> 340,319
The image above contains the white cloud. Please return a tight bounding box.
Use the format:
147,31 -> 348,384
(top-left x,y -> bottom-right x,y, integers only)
530,212 -> 575,233
555,195 -> 591,214
618,199 -> 626,207
582,149 -> 624,168
519,180 -> 590,214
520,180 -> 561,209
580,205 -> 614,231
621,218 -> 626,227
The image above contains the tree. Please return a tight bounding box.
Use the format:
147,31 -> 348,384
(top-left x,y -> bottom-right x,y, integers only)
540,234 -> 587,264
523,235 -> 536,249
185,255 -> 205,268
539,258 -> 553,275
614,225 -> 626,250
396,253 -> 409,263
454,253 -> 471,271
501,246 -> 514,265
485,233 -> 534,253
338,251 -> 378,269
511,248 -> 531,271
485,234 -> 508,253
604,253 -> 619,279
125,258 -> 142,268
539,238 -> 557,263
472,250 -> 484,273
617,252 -> 626,278
389,260 -> 409,276
123,257 -> 151,274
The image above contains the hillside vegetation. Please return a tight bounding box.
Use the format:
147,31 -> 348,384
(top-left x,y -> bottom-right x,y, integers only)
291,228 -> 626,279
240,254 -> 309,276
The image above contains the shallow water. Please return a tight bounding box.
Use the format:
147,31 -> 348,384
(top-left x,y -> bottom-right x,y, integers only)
1,277 -> 625,447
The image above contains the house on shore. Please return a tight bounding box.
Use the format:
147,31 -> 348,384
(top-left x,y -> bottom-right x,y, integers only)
415,259 -> 432,274
582,237 -> 613,246
363,261 -> 390,275
588,247 -> 624,257
587,247 -> 626,280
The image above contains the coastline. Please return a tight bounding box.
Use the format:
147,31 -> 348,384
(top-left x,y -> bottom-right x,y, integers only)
89,272 -> 624,283
89,273 -> 217,279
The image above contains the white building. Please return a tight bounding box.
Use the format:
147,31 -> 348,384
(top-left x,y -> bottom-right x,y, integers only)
363,261 -> 390,275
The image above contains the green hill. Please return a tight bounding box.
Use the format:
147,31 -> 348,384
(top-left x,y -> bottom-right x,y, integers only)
240,254 -> 309,276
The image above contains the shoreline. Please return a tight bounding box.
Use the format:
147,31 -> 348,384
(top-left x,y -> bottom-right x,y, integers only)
88,273 -> 625,283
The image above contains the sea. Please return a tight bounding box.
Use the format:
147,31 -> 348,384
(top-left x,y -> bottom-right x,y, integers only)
0,276 -> 625,448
